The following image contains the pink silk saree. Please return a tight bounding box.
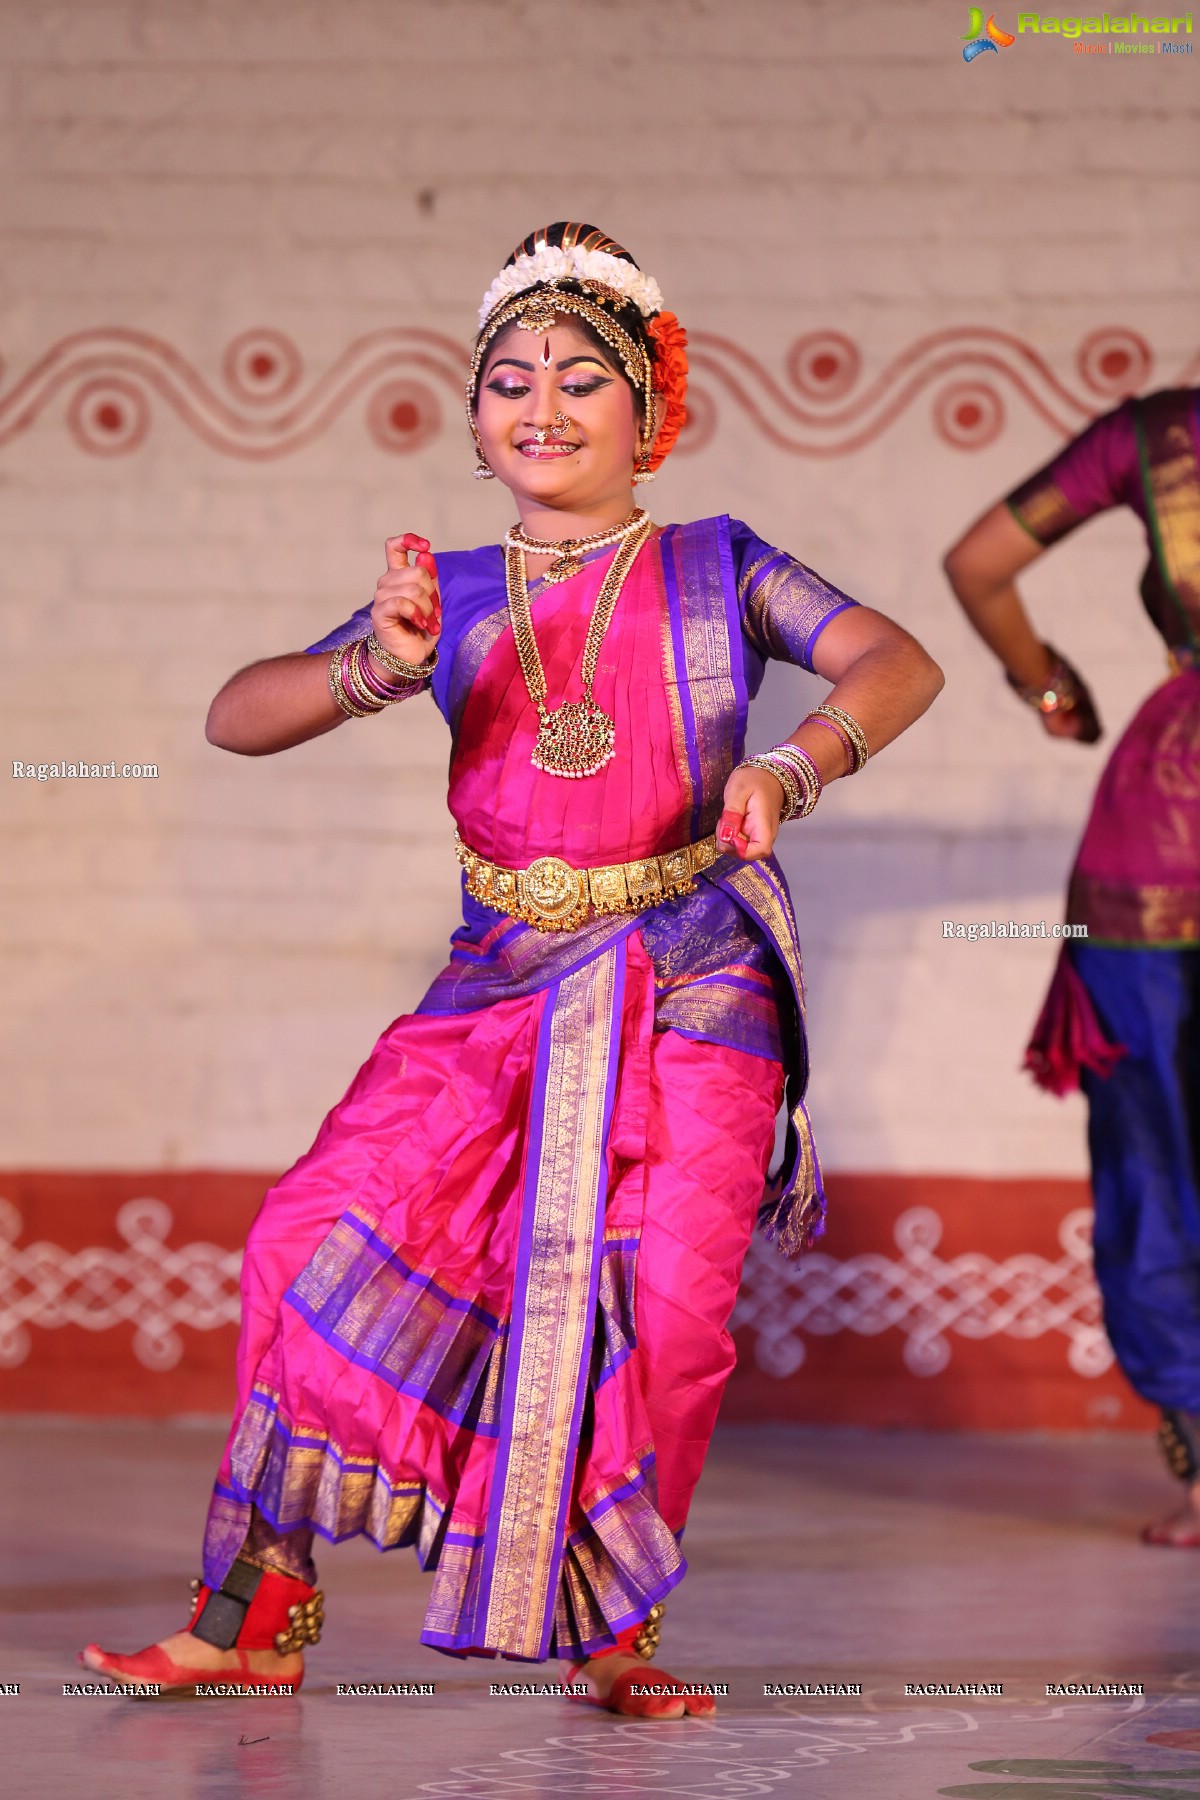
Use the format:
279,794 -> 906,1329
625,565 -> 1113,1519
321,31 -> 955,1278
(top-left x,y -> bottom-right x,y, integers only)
202,516 -> 855,1660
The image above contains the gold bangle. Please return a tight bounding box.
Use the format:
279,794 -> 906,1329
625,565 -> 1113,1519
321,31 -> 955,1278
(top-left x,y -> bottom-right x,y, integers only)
743,753 -> 801,823
806,704 -> 869,773
765,743 -> 822,818
342,638 -> 397,713
366,633 -> 438,681
328,643 -> 375,718
1005,643 -> 1083,715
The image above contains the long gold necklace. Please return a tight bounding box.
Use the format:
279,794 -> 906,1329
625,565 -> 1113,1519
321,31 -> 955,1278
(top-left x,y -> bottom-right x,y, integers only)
505,507 -> 646,586
504,514 -> 654,779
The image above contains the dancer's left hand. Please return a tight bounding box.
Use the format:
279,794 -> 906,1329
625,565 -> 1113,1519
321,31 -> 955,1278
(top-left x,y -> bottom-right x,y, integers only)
718,767 -> 783,861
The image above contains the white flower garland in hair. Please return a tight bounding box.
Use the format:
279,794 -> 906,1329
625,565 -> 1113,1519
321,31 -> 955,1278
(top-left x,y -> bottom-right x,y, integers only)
477,246 -> 665,329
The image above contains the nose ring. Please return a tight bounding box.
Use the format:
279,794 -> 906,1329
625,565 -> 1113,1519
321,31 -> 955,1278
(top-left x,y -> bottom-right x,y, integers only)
533,412 -> 571,445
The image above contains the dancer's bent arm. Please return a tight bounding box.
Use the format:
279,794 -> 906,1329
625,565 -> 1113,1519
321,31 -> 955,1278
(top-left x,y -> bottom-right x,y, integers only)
721,604 -> 944,862
206,534 -> 441,756
942,501 -> 1101,741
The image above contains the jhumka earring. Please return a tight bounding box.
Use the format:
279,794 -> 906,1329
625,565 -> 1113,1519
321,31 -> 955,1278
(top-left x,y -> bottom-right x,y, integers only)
473,457 -> 496,480
632,452 -> 656,485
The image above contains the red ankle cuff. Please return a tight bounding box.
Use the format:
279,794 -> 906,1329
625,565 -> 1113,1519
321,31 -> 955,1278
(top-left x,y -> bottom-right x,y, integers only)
579,1623 -> 646,1662
189,1567 -> 322,1653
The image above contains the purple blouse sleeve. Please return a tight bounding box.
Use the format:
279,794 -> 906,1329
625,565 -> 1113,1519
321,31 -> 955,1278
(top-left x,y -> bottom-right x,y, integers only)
303,603 -> 374,654
1005,398 -> 1141,547
730,520 -> 860,672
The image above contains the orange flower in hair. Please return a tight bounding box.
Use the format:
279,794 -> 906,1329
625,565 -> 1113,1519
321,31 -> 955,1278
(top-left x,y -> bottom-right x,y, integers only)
646,311 -> 689,470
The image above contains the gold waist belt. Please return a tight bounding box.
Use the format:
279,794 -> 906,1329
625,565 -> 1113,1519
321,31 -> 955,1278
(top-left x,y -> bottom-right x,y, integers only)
454,831 -> 720,933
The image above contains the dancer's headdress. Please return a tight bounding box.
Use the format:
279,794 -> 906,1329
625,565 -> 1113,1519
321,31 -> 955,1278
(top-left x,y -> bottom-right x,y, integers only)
466,222 -> 689,478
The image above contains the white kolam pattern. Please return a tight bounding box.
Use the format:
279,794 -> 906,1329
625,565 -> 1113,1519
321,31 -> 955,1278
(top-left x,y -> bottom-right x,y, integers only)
0,1197 -> 242,1373
0,1197 -> 1109,1380
732,1206 -> 1113,1380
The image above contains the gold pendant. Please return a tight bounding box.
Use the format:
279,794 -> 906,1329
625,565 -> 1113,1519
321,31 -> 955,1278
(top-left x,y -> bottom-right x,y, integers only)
540,549 -> 584,585
532,701 -> 616,779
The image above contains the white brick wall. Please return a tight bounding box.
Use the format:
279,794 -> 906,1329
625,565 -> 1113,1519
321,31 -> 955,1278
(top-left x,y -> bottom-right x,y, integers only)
1,0 -> 1196,1170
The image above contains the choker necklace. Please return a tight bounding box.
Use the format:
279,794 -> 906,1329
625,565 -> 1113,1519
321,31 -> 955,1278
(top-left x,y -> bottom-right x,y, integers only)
504,513 -> 654,778
505,508 -> 646,586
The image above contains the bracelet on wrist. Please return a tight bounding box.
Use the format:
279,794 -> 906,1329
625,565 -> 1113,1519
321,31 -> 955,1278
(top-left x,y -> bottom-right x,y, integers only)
740,741 -> 823,824
765,741 -> 823,817
329,637 -> 427,719
328,642 -> 375,718
805,714 -> 854,776
744,755 -> 801,822
366,632 -> 438,682
1005,643 -> 1083,715
804,704 -> 869,773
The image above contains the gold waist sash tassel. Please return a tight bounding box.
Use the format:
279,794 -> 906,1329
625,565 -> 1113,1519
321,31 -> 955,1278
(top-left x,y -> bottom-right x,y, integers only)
454,831 -> 720,932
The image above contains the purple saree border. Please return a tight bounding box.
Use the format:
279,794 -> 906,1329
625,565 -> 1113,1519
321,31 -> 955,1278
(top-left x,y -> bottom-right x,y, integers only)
802,596 -> 857,665
561,1448 -> 689,1657
282,1285 -> 500,1436
303,1206 -> 503,1332
712,514 -> 751,763
542,943 -> 626,1639
212,1401 -> 430,1550
580,1451 -> 658,1526
594,1237 -> 639,1392
472,940 -> 627,1660
714,856 -> 825,1242
658,525 -> 706,842
663,1024 -> 781,1065
473,971 -> 557,1634
418,901 -> 639,1017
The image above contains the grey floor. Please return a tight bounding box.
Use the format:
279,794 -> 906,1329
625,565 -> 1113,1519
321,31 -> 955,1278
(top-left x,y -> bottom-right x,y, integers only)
4,1419 -> 1200,1799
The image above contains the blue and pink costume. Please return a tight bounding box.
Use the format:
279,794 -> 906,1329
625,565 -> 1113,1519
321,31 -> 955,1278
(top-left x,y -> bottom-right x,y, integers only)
200,515 -> 856,1659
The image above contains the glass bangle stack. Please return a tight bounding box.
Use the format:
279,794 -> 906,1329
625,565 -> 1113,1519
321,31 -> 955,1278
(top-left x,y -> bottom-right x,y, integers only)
328,635 -> 438,718
742,742 -> 823,821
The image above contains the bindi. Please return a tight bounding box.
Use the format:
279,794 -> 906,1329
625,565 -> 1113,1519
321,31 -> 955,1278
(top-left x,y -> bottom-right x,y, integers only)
539,338 -> 553,368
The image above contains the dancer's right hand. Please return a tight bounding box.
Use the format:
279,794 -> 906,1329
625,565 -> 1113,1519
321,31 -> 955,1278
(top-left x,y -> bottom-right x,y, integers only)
1041,679 -> 1102,744
371,533 -> 442,664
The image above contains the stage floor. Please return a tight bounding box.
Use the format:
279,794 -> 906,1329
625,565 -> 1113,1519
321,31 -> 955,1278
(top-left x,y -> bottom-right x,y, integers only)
3,1419 -> 1199,1800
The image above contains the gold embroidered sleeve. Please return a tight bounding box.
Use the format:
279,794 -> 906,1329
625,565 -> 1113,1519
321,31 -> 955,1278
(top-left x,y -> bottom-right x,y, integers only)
739,547 -> 859,671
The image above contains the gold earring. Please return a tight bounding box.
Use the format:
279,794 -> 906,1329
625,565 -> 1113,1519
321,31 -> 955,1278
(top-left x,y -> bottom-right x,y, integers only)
632,454 -> 656,485
473,456 -> 496,480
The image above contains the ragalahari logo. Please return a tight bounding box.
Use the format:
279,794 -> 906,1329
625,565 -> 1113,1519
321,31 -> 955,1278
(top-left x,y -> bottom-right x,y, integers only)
963,8 -> 1017,57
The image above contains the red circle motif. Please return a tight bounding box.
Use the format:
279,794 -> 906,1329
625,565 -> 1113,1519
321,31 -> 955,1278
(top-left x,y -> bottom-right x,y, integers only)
786,332 -> 862,402
933,380 -> 1004,451
222,329 -> 303,404
67,378 -> 151,456
1077,327 -> 1152,399
367,380 -> 441,454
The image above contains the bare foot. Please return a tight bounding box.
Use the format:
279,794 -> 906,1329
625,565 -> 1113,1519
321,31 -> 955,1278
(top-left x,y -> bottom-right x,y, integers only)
1143,1480 -> 1200,1547
80,1630 -> 303,1689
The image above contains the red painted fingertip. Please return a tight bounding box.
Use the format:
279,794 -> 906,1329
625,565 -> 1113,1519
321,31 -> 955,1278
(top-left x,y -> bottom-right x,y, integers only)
402,532 -> 430,551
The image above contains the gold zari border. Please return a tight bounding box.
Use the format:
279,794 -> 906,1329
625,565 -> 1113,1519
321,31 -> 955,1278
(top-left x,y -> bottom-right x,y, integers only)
1068,872 -> 1200,945
482,949 -> 619,1658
